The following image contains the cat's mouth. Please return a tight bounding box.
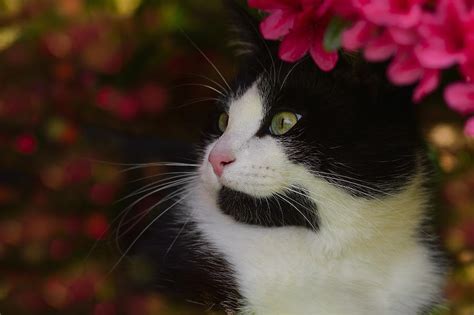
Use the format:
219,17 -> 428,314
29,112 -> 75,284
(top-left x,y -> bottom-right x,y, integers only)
217,186 -> 319,230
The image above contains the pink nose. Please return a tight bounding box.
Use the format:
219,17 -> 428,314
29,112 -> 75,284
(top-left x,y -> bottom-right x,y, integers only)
208,150 -> 235,177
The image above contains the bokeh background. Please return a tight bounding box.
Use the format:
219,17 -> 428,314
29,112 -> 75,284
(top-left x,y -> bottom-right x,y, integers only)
0,0 -> 473,314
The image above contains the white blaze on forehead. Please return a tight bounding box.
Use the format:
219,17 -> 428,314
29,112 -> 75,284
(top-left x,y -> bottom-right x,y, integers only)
225,82 -> 265,147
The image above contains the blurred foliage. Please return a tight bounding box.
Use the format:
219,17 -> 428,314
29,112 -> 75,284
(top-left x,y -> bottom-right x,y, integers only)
0,0 -> 473,314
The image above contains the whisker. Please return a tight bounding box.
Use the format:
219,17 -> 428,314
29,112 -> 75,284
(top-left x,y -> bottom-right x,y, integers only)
87,159 -> 199,168
180,30 -> 232,92
120,162 -> 198,173
113,177 -> 196,235
79,180 -> 192,270
281,59 -> 304,90
107,192 -> 190,275
188,73 -> 229,95
119,174 -> 196,203
174,97 -> 221,109
164,212 -> 193,258
313,170 -> 396,197
115,186 -> 190,247
173,83 -> 226,97
129,171 -> 198,184
275,192 -> 317,231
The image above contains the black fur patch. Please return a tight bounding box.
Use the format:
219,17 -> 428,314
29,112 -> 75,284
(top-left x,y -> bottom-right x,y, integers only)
218,186 -> 319,230
129,201 -> 243,312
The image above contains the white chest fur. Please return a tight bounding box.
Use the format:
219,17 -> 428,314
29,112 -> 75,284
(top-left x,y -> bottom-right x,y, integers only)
188,177 -> 443,315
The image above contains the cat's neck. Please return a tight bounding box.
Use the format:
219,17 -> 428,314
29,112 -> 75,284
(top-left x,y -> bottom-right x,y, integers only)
305,170 -> 429,256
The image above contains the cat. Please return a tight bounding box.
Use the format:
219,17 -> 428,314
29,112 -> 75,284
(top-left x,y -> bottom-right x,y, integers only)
130,1 -> 445,314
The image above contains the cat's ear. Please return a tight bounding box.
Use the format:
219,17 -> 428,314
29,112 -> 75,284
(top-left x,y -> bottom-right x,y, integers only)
223,0 -> 273,57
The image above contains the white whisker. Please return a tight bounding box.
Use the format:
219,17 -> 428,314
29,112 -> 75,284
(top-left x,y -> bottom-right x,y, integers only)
108,192 -> 190,275
180,30 -> 232,92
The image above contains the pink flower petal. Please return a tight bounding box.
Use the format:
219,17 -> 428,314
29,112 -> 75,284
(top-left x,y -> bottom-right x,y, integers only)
260,10 -> 296,39
341,20 -> 374,51
387,50 -> 423,85
310,39 -> 339,71
415,41 -> 464,69
279,29 -> 312,62
363,2 -> 422,28
464,116 -> 474,136
461,42 -> 474,81
413,69 -> 440,102
248,0 -> 297,10
332,0 -> 360,18
444,82 -> 474,115
461,59 -> 474,82
364,31 -> 397,61
313,0 -> 333,17
415,0 -> 471,68
388,27 -> 417,45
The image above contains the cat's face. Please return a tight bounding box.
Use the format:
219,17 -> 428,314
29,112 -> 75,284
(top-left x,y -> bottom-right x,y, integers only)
197,5 -> 423,230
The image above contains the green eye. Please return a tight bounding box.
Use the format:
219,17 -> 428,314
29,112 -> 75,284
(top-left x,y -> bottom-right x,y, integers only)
218,112 -> 229,133
270,112 -> 301,136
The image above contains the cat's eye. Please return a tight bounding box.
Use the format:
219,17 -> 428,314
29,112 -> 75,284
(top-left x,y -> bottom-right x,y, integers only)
269,112 -> 301,136
218,112 -> 229,133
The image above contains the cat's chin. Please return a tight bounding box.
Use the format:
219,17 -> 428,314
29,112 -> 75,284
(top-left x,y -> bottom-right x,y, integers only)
216,186 -> 319,230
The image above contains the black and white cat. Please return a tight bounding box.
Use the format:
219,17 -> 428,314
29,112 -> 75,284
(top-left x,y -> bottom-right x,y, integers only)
131,2 -> 444,314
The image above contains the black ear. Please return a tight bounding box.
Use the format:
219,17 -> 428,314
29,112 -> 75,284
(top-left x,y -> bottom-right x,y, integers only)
223,0 -> 275,57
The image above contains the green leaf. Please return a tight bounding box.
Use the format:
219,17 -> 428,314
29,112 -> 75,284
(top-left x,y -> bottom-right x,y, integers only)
323,17 -> 350,52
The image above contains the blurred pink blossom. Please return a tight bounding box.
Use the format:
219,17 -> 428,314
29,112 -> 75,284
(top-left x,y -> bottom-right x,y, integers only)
464,116 -> 474,135
445,82 -> 474,115
415,0 -> 474,69
358,0 -> 425,28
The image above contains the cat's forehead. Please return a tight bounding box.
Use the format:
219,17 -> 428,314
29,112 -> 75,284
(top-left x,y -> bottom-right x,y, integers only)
228,59 -> 318,115
226,82 -> 265,137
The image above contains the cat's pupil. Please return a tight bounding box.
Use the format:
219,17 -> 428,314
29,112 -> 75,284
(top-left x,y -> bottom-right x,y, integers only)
270,112 -> 300,136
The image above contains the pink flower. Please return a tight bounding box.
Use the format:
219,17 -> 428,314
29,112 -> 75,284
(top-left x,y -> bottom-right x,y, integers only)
444,82 -> 474,115
464,116 -> 474,136
461,40 -> 474,81
341,20 -> 376,51
248,0 -> 315,40
360,0 -> 425,28
413,69 -> 440,102
388,26 -> 418,46
363,30 -> 397,61
386,48 -> 440,102
387,48 -> 423,85
248,0 -> 298,39
342,22 -> 398,62
278,8 -> 339,71
415,0 -> 474,69
249,0 -> 339,71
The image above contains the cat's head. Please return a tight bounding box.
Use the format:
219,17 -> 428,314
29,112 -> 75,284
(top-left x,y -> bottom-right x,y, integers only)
197,1 -> 425,231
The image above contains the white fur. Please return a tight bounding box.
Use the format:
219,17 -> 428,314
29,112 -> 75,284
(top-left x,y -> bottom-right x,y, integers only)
187,83 -> 443,314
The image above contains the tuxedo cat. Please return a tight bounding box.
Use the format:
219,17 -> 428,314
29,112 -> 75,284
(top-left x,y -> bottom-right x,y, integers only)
131,2 -> 444,314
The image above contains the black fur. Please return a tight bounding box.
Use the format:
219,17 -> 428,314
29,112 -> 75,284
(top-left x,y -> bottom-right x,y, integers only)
218,186 -> 319,229
129,199 -> 243,312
